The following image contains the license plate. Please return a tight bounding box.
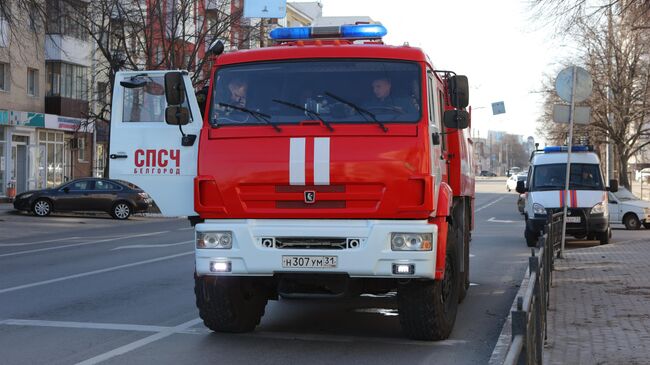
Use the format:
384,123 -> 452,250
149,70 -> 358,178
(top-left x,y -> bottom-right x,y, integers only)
566,216 -> 581,223
282,256 -> 337,268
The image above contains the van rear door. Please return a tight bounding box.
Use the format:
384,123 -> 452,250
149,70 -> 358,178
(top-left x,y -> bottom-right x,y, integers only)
109,71 -> 201,217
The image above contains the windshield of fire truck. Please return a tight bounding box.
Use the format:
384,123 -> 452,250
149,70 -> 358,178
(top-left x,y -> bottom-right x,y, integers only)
210,60 -> 422,127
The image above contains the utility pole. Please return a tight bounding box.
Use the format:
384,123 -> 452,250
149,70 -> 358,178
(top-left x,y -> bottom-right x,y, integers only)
606,5 -> 614,182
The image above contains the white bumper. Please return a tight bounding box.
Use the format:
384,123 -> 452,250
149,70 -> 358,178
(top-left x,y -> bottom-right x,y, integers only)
195,219 -> 438,279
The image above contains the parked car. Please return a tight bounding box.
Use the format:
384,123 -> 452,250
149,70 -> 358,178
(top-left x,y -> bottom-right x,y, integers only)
12,178 -> 152,220
608,187 -> 650,230
506,173 -> 527,192
507,166 -> 522,177
479,170 -> 497,177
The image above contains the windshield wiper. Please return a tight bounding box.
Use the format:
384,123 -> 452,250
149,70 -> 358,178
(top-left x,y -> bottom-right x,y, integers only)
217,102 -> 281,132
324,91 -> 388,132
271,99 -> 333,131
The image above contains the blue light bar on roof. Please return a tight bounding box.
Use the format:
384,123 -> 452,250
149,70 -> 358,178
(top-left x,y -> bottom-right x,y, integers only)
543,146 -> 590,153
269,24 -> 387,41
269,26 -> 311,40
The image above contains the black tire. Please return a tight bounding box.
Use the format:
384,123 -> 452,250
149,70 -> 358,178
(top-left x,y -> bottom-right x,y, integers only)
525,228 -> 538,247
32,199 -> 52,217
111,201 -> 132,220
597,228 -> 611,245
623,213 -> 641,230
194,276 -> 267,333
397,226 -> 460,341
644,222 -> 650,229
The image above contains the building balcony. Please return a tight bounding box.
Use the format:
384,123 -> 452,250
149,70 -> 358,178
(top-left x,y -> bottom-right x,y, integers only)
45,35 -> 92,67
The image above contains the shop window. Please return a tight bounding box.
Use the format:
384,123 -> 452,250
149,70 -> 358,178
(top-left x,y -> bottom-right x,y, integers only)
77,137 -> 86,162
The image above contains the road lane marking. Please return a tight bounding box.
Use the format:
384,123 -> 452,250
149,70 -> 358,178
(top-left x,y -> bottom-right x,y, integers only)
487,217 -> 517,223
74,318 -> 203,365
0,237 -> 84,247
475,197 -> 506,213
0,251 -> 192,294
112,240 -> 193,250
0,317 -> 468,348
0,231 -> 171,258
0,319 -> 171,333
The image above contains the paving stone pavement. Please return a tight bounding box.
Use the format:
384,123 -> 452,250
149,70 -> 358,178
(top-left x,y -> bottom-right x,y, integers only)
544,239 -> 650,365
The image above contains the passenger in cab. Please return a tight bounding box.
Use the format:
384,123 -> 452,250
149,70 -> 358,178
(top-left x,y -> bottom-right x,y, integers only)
366,77 -> 416,113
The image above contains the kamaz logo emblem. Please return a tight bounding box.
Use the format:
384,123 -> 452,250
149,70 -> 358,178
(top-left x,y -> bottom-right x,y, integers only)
304,191 -> 316,204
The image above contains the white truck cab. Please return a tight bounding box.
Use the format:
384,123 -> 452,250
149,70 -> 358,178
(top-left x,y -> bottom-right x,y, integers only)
518,146 -> 617,246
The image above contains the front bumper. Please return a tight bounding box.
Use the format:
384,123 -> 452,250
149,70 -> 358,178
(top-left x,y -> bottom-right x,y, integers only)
13,198 -> 33,211
195,219 -> 438,279
527,208 -> 609,235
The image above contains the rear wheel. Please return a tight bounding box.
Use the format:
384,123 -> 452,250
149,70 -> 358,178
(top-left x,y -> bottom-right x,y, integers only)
112,201 -> 131,220
397,225 -> 459,341
32,199 -> 52,217
195,276 -> 268,333
623,214 -> 641,230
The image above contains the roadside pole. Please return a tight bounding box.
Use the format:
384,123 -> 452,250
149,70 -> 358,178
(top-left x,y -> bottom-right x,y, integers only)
559,67 -> 578,258
553,66 -> 593,258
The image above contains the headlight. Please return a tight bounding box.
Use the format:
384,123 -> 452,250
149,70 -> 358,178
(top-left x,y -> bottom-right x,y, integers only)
533,203 -> 546,215
590,202 -> 608,216
391,233 -> 432,251
644,207 -> 650,216
196,231 -> 232,249
19,193 -> 33,200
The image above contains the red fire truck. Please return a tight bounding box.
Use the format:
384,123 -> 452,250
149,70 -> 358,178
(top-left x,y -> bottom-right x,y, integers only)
109,24 -> 474,340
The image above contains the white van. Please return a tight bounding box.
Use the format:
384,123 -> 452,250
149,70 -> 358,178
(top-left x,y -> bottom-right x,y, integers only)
517,146 -> 618,246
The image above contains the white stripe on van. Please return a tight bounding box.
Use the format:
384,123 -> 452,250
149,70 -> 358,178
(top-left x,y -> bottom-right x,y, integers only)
314,138 -> 330,185
289,138 -> 306,185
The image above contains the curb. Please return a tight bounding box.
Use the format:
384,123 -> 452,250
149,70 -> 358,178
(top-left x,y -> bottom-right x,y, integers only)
488,266 -> 531,365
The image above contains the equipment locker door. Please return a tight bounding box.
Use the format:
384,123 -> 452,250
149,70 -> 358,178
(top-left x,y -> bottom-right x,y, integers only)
109,71 -> 201,217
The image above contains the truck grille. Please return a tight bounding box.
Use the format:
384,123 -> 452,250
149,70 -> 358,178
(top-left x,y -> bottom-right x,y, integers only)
265,237 -> 361,250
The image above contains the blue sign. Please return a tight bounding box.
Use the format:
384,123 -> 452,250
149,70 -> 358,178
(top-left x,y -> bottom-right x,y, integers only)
492,101 -> 506,115
243,0 -> 286,18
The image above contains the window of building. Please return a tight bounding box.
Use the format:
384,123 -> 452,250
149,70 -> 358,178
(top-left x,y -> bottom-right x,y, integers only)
46,62 -> 87,100
77,136 -> 86,162
0,63 -> 9,91
27,68 -> 39,96
46,0 -> 88,40
97,82 -> 108,104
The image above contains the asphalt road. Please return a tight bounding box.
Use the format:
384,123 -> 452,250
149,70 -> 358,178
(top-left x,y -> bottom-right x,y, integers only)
0,180 -> 567,364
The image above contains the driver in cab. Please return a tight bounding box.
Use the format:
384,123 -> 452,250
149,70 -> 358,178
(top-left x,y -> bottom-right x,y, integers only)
365,77 -> 416,114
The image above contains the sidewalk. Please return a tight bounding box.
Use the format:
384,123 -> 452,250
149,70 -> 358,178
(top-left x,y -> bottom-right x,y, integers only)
543,239 -> 650,364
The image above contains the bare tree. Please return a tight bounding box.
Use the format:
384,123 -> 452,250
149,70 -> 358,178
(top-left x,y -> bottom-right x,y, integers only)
533,1 -> 650,188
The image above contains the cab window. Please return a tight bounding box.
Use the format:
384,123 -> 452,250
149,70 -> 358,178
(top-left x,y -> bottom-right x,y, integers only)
122,75 -> 193,123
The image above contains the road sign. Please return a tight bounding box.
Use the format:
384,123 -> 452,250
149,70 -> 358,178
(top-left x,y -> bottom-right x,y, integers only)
555,66 -> 593,103
553,105 -> 591,124
243,0 -> 287,18
491,101 -> 506,115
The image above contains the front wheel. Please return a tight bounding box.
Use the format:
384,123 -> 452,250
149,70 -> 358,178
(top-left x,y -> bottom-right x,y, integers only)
195,276 -> 268,333
397,229 -> 459,341
112,202 -> 131,220
525,228 -> 538,247
597,228 -> 611,245
33,199 -> 52,217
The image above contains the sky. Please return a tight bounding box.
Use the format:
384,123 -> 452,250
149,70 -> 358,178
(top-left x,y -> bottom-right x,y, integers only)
318,0 -> 571,144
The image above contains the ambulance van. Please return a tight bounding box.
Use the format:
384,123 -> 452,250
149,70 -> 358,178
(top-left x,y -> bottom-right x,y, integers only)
517,146 -> 618,246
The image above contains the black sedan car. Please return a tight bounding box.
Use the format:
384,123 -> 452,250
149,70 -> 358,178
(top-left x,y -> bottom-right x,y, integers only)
13,178 -> 152,220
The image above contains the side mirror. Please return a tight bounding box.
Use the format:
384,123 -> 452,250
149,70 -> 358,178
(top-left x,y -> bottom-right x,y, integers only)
120,77 -> 147,89
448,75 -> 469,108
608,179 -> 618,193
208,40 -> 225,56
516,180 -> 527,194
164,72 -> 185,106
165,106 -> 190,126
443,110 -> 469,129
